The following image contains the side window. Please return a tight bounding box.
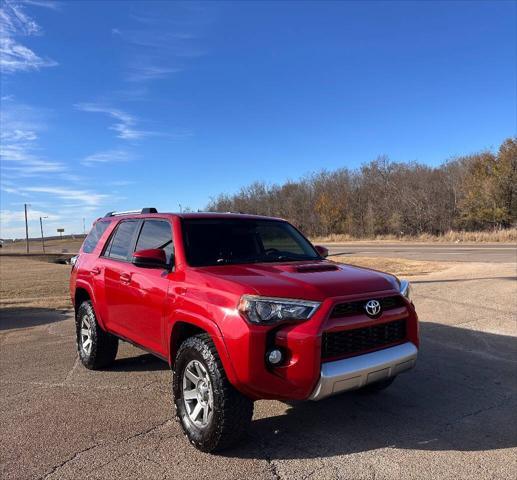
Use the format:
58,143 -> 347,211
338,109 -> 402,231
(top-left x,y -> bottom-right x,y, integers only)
82,221 -> 110,253
105,221 -> 139,261
134,220 -> 174,264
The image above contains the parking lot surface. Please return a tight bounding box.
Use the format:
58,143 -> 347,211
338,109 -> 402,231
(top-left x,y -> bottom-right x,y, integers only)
1,261 -> 516,479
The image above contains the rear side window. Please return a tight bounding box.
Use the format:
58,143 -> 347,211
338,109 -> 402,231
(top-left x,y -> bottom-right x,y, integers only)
104,220 -> 139,261
135,220 -> 174,263
82,221 -> 110,254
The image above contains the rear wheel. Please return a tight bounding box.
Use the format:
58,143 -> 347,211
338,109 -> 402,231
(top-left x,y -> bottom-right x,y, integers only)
76,300 -> 118,369
172,334 -> 253,452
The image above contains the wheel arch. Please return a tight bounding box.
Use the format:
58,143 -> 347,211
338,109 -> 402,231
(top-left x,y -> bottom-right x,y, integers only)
73,283 -> 108,331
74,287 -> 91,312
168,316 -> 238,386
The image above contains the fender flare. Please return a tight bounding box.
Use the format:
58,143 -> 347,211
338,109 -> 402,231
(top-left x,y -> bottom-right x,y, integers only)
167,310 -> 238,386
73,280 -> 108,331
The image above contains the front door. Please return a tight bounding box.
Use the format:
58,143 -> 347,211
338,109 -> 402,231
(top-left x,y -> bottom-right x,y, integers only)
126,219 -> 174,356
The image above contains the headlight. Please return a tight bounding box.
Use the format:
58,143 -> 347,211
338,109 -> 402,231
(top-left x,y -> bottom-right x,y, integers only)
399,279 -> 411,301
238,295 -> 321,325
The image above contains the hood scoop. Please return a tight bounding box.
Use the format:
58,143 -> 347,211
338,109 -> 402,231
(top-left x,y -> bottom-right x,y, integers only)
292,263 -> 340,273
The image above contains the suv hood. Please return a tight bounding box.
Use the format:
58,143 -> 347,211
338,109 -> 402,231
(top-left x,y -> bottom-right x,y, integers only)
197,260 -> 399,301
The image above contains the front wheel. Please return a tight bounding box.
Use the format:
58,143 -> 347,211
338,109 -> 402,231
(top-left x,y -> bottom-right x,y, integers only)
172,334 -> 253,452
76,300 -> 118,369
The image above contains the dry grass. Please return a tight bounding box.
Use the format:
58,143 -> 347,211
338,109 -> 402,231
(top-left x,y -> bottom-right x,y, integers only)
1,237 -> 84,254
313,227 -> 517,244
0,256 -> 72,310
331,255 -> 448,277
0,254 -> 446,312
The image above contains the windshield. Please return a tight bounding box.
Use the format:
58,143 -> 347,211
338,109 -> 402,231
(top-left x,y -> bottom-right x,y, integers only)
182,218 -> 320,267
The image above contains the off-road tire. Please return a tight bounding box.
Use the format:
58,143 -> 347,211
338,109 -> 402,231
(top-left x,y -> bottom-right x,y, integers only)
359,376 -> 396,393
76,300 -> 118,369
173,333 -> 254,452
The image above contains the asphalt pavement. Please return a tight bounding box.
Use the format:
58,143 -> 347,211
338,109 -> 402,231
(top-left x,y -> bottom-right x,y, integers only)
1,261 -> 516,479
322,242 -> 517,263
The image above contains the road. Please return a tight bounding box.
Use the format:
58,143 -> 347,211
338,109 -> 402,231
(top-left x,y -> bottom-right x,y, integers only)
323,242 -> 517,263
1,262 -> 516,479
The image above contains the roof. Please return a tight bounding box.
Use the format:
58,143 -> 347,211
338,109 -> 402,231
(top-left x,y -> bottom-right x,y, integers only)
176,212 -> 285,221
99,211 -> 285,222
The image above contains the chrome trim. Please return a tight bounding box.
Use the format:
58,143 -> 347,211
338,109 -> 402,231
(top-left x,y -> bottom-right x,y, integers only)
309,342 -> 417,400
399,279 -> 411,299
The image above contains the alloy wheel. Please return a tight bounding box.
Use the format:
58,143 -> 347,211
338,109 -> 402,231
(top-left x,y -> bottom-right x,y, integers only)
80,315 -> 92,355
182,360 -> 214,428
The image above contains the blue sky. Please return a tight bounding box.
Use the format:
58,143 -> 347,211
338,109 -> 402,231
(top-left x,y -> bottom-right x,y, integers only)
0,0 -> 515,239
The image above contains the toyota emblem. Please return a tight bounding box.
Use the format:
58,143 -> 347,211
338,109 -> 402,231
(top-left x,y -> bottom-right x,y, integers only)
364,299 -> 382,318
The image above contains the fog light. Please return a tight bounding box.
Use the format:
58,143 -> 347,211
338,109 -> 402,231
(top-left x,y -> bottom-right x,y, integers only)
266,348 -> 283,366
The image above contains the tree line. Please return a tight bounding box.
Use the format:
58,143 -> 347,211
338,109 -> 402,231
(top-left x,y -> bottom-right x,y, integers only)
206,137 -> 516,237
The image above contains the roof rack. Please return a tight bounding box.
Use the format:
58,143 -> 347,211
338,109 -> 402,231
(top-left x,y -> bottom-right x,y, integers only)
104,207 -> 158,218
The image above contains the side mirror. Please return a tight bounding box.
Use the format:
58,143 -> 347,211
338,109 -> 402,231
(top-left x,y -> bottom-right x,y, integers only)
132,248 -> 168,269
314,245 -> 329,258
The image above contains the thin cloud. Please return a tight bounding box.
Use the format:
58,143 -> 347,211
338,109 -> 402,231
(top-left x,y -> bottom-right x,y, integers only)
114,5 -> 210,83
81,148 -> 133,166
75,102 -> 153,140
126,64 -> 182,82
21,1 -> 61,10
0,101 -> 66,176
0,0 -> 58,73
1,208 -> 59,225
23,186 -> 109,206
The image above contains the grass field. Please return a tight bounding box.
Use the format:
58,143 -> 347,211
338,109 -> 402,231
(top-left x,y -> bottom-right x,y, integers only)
0,255 -> 446,311
312,227 -> 517,243
0,257 -> 71,310
1,237 -> 85,254
330,255 -> 446,276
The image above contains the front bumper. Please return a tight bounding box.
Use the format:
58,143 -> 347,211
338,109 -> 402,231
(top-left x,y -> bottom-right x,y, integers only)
309,342 -> 418,400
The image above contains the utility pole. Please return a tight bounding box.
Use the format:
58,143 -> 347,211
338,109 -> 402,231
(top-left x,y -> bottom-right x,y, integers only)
40,216 -> 48,253
24,203 -> 29,254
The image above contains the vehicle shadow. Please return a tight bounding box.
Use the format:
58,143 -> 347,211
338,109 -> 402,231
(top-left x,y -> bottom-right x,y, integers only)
228,322 -> 517,459
0,307 -> 70,331
110,352 -> 169,372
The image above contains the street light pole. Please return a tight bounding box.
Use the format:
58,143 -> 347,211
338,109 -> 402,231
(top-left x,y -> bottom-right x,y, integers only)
24,203 -> 30,254
40,216 -> 48,253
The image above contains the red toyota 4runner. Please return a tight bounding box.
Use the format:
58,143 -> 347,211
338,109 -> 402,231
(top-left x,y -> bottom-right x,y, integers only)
70,209 -> 418,452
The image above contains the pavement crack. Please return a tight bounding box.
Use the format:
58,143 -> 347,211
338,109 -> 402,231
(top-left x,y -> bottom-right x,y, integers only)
37,419 -> 173,479
62,357 -> 80,385
254,434 -> 281,480
121,418 -> 173,443
448,396 -> 515,425
38,443 -> 101,480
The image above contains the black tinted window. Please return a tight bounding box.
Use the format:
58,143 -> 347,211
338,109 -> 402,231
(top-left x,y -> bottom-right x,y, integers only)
135,220 -> 174,263
258,223 -> 305,254
182,219 -> 318,267
82,221 -> 110,253
106,221 -> 139,261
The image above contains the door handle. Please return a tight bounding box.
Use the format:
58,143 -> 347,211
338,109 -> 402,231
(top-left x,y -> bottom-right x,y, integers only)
91,267 -> 101,275
120,273 -> 132,284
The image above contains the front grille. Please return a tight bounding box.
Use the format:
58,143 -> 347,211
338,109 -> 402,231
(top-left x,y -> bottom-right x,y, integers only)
330,295 -> 405,318
322,319 -> 407,360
